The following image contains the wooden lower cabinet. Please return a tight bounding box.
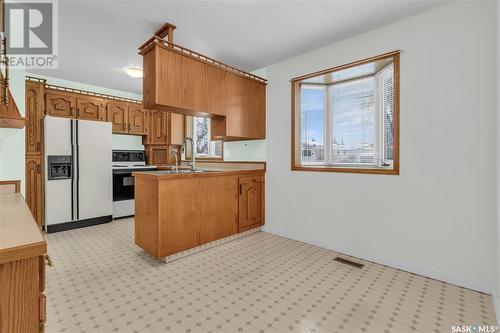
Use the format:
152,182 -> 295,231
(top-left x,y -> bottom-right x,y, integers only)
25,156 -> 44,227
238,175 -> 265,232
135,171 -> 264,259
0,193 -> 47,333
0,256 -> 46,332
196,175 -> 239,244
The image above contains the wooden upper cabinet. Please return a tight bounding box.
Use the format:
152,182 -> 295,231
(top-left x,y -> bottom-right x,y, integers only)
143,110 -> 184,145
141,43 -> 266,141
169,113 -> 185,145
238,175 -> 264,232
212,72 -> 266,141
25,81 -> 44,155
76,97 -> 106,121
147,110 -> 168,144
107,101 -> 129,134
128,105 -> 148,135
45,91 -> 76,118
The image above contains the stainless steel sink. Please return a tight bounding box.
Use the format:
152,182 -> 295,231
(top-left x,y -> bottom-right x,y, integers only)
151,169 -> 222,175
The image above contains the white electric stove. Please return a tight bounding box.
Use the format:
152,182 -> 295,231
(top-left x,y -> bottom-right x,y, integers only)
112,150 -> 157,218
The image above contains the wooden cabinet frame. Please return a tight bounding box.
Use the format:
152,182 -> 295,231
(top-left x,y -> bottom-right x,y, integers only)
140,39 -> 266,141
76,96 -> 106,121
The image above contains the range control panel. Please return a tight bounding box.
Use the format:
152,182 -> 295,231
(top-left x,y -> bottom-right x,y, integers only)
112,150 -> 146,163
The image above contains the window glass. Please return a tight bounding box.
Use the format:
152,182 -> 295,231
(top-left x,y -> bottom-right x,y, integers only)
331,77 -> 375,164
292,52 -> 399,173
193,117 -> 222,158
301,85 -> 325,164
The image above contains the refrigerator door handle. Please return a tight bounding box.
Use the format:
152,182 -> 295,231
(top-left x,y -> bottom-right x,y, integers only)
70,120 -> 74,221
76,120 -> 80,220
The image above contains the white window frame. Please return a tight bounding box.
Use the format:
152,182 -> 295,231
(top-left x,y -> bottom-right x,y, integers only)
300,75 -> 389,169
192,117 -> 222,159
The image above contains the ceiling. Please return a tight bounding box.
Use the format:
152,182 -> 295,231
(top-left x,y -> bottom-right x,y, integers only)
27,0 -> 448,95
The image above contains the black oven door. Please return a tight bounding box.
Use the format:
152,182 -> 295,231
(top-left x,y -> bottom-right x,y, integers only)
112,168 -> 155,202
113,170 -> 135,202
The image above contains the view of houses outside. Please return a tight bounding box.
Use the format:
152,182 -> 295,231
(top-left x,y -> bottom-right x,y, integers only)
301,63 -> 394,166
331,77 -> 375,164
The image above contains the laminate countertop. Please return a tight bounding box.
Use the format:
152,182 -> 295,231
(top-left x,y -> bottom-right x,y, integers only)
0,193 -> 47,264
133,168 -> 265,180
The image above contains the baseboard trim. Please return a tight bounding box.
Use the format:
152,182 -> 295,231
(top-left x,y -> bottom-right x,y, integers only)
493,291 -> 500,324
159,227 -> 262,263
263,227 -> 492,294
46,215 -> 113,233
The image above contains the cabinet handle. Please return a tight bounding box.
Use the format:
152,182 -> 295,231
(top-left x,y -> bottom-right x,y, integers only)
45,254 -> 53,267
239,184 -> 242,195
36,142 -> 40,151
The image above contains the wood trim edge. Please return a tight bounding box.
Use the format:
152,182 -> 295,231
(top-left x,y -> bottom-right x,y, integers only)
290,50 -> 401,82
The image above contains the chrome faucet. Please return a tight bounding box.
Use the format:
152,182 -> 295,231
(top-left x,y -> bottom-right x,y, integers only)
183,137 -> 196,171
170,148 -> 179,173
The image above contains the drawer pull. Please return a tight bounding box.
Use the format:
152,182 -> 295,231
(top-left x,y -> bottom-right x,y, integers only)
45,254 -> 53,267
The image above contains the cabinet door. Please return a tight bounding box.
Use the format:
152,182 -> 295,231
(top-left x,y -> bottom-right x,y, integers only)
25,81 -> 44,155
198,176 -> 239,244
148,110 -> 168,144
223,74 -> 266,140
77,97 -> 106,121
238,175 -> 264,232
107,101 -> 129,133
145,145 -> 179,165
128,105 -> 148,135
45,92 -> 76,118
26,156 -> 44,227
169,113 -> 185,145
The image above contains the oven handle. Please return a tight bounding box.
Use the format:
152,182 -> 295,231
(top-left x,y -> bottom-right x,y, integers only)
112,169 -> 156,174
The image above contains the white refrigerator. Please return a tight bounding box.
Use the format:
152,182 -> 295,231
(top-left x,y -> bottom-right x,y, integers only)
44,116 -> 112,232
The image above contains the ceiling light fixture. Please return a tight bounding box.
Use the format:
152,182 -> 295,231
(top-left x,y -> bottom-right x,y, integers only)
124,67 -> 143,78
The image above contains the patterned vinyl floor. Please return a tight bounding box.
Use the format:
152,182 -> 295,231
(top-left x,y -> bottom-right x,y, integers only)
45,218 -> 497,333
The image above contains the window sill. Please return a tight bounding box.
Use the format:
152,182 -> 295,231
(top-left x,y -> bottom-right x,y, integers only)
183,157 -> 223,162
292,164 -> 399,175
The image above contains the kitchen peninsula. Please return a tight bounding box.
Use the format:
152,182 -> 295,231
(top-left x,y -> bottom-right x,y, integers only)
133,167 -> 265,260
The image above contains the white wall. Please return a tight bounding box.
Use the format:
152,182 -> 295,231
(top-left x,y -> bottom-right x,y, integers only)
112,134 -> 144,151
0,69 -> 25,195
27,74 -> 142,100
494,0 -> 500,322
265,1 -> 497,293
224,140 -> 266,161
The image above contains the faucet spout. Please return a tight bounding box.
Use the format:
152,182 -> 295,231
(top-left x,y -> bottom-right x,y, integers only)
170,148 -> 179,173
183,137 -> 196,171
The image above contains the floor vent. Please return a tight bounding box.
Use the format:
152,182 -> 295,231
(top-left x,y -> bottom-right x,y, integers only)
334,257 -> 364,269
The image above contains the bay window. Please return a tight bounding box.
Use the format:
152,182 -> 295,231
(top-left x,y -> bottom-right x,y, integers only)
292,51 -> 400,174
